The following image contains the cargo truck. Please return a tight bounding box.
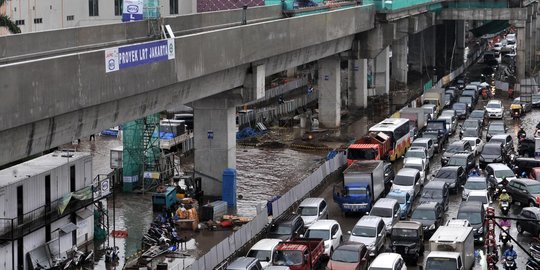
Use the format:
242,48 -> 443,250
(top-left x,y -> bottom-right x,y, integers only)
424,226 -> 474,270
333,160 -> 385,214
272,238 -> 325,270
346,132 -> 391,165
424,89 -> 444,115
396,107 -> 427,139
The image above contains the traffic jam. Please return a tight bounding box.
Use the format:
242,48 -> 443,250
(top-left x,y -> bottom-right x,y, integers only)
225,34 -> 540,270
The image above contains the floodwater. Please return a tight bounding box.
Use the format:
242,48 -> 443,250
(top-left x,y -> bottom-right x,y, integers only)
72,134 -> 324,268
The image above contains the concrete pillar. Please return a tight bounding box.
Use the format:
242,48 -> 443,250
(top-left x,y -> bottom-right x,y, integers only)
408,32 -> 423,74
193,94 -> 238,197
526,18 -> 533,71
349,58 -> 368,108
374,47 -> 390,96
530,17 -> 537,70
391,36 -> 408,84
426,26 -> 437,68
516,23 -> 527,81
455,20 -> 466,50
318,55 -> 341,128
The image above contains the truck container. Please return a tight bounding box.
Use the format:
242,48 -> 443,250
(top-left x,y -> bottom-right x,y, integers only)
424,226 -> 474,270
273,238 -> 325,270
333,160 -> 385,214
346,132 -> 391,164
396,107 -> 427,139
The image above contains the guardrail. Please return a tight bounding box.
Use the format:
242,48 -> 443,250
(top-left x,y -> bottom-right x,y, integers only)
170,152 -> 346,270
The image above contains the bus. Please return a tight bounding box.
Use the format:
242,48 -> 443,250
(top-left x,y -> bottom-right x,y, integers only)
368,118 -> 411,161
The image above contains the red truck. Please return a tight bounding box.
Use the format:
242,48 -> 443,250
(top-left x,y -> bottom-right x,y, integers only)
347,132 -> 391,165
272,238 -> 325,270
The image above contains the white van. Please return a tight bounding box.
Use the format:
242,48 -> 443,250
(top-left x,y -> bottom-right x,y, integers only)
246,239 -> 282,268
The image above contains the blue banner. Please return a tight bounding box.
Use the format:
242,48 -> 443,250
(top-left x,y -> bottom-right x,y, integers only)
105,39 -> 175,73
122,0 -> 144,22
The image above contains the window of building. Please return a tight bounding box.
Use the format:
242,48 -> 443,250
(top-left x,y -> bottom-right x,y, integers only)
70,165 -> 76,192
15,20 -> 24,25
34,18 -> 43,24
170,0 -> 179,14
66,15 -> 74,21
114,0 -> 123,16
89,0 -> 99,16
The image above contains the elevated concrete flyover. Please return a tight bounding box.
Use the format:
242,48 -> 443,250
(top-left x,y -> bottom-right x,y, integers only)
438,7 -> 529,20
0,5 -> 375,167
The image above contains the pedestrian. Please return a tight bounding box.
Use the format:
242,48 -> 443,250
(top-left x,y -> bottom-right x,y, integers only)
89,134 -> 96,141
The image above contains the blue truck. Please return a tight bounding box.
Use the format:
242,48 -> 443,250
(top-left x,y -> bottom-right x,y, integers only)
333,160 -> 385,214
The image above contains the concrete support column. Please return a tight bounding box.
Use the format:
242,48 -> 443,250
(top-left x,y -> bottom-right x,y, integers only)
193,94 -> 238,197
526,19 -> 533,70
391,36 -> 409,84
408,32 -> 423,74
318,55 -> 341,128
426,26 -> 437,68
516,24 -> 527,81
374,46 -> 390,96
530,17 -> 537,70
349,58 -> 368,108
455,20 -> 466,50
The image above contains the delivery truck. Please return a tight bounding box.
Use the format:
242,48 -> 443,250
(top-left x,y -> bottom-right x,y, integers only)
424,226 -> 474,270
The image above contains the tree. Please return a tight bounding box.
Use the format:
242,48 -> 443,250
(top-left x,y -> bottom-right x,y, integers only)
0,0 -> 21,34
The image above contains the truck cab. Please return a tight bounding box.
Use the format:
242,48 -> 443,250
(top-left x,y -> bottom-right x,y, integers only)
347,133 -> 391,164
273,238 -> 324,270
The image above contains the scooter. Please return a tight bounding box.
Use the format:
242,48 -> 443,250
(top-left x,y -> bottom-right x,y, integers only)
500,226 -> 510,245
105,246 -> 120,263
504,256 -> 517,270
526,242 -> 540,270
72,249 -> 93,266
501,200 -> 510,216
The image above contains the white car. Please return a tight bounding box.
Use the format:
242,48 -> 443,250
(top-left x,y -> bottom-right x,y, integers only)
368,253 -> 407,270
402,158 -> 427,184
462,137 -> 484,155
466,190 -> 491,210
370,198 -> 401,232
297,197 -> 328,228
411,138 -> 435,159
304,219 -> 342,256
462,176 -> 488,201
392,168 -> 422,198
486,163 -> 517,184
485,100 -> 504,119
349,216 -> 386,256
246,238 -> 282,268
404,147 -> 430,169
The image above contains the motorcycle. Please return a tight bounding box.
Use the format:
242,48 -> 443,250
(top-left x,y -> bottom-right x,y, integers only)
72,249 -> 94,266
501,200 -> 510,216
526,242 -> 540,270
518,130 -> 527,142
504,255 -> 517,270
500,226 -> 510,245
105,246 -> 120,263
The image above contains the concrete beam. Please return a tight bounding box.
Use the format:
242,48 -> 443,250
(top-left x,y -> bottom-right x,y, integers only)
408,12 -> 436,34
438,8 -> 528,21
0,6 -> 374,134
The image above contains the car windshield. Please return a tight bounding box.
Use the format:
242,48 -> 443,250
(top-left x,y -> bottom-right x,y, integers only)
528,184 -> 540,193
299,206 -> 318,216
331,249 -> 359,263
465,181 -> 487,190
394,175 -> 415,186
463,139 -> 477,146
412,209 -> 436,220
494,169 -> 515,178
426,258 -> 458,270
487,103 -> 501,109
482,145 -> 501,155
305,229 -> 329,240
463,121 -> 478,128
448,157 -> 467,166
422,189 -> 443,199
273,250 -> 303,266
404,163 -> 423,171
406,151 -> 426,159
348,188 -> 368,195
447,145 -> 464,153
453,103 -> 466,110
470,111 -> 484,118
270,224 -> 292,235
533,95 -> 540,102
352,226 -> 376,237
371,207 -> 393,217
459,97 -> 472,103
347,148 -> 377,160
436,169 -> 456,179
457,211 -> 482,225
247,249 -> 272,262
387,193 -> 406,204
423,133 -> 438,140
468,195 -> 488,204
463,90 -> 475,97
488,125 -> 505,133
392,228 -> 418,238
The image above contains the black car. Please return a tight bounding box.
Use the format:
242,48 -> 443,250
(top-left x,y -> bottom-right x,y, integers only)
433,166 -> 466,193
469,109 -> 488,126
419,181 -> 450,211
516,207 -> 540,236
489,134 -> 514,155
453,102 -> 469,119
479,142 -> 510,169
486,121 -> 507,142
390,221 -> 424,263
460,119 -> 482,139
506,178 -> 540,207
518,139 -> 535,158
410,202 -> 444,238
513,157 -> 540,176
446,152 -> 476,172
441,141 -> 472,165
383,162 -> 395,195
457,201 -> 485,244
267,214 -> 305,240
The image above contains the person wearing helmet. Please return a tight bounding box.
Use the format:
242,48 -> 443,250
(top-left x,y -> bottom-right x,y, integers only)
498,189 -> 512,208
518,126 -> 526,140
503,245 -> 517,260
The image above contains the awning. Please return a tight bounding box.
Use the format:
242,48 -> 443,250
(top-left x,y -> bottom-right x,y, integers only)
76,208 -> 93,219
470,20 -> 510,37
59,222 -> 78,234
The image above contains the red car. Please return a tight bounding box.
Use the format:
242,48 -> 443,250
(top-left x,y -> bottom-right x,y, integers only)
326,243 -> 369,270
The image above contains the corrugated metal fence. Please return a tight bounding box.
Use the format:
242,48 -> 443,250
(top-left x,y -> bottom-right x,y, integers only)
169,152 -> 346,270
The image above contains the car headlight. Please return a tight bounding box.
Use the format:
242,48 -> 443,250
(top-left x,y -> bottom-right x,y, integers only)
325,243 -> 330,249
429,224 -> 436,230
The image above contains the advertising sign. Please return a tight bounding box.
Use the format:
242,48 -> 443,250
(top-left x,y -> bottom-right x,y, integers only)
105,39 -> 175,73
122,0 -> 144,22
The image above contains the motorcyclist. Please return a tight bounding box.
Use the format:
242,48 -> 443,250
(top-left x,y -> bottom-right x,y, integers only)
500,218 -> 512,228
469,166 -> 481,177
518,126 -> 527,141
503,245 -> 518,260
500,176 -> 509,188
498,189 -> 512,207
